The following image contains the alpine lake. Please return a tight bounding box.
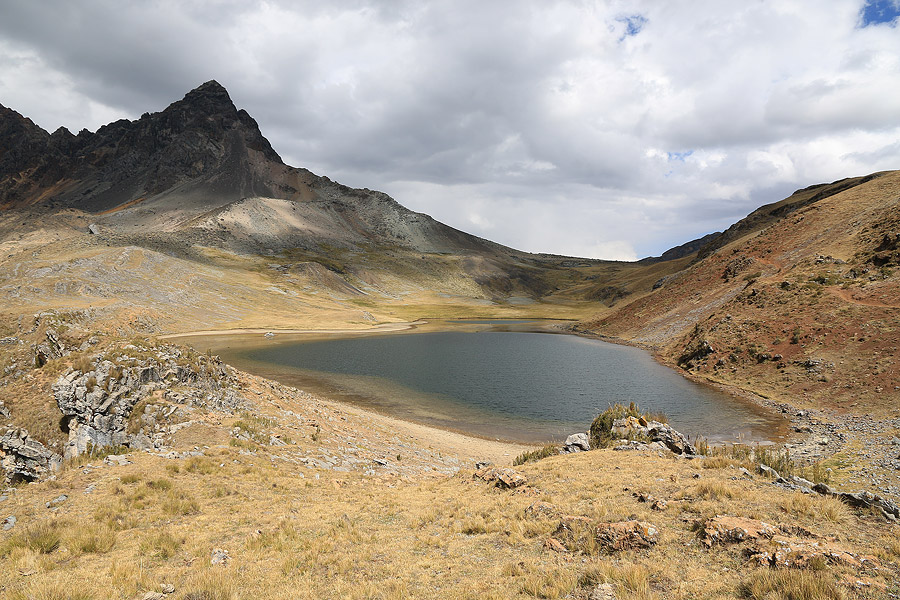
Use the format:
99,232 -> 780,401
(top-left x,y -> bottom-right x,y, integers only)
184,320 -> 787,445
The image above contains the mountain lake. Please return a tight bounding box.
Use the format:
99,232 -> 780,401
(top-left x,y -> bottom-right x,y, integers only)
187,321 -> 787,444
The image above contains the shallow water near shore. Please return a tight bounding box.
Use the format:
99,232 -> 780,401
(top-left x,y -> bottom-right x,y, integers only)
188,322 -> 787,444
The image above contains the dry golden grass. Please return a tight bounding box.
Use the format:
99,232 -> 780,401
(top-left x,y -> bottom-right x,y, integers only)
0,427 -> 893,599
738,569 -> 844,600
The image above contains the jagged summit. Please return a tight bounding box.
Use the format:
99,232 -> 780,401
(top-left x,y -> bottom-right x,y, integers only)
0,81 -> 284,211
0,81 -> 525,260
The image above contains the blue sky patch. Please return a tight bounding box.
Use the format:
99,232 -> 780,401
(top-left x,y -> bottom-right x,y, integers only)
859,0 -> 900,27
667,150 -> 694,162
616,14 -> 647,39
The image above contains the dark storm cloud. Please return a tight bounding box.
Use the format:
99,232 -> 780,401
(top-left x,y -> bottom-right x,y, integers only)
1,0 -> 899,259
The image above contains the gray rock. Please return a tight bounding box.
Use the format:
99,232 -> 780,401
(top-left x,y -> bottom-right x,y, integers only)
1,427 -> 63,484
757,464 -> 779,479
46,494 -> 67,509
2,515 -> 15,530
836,490 -> 900,520
739,467 -> 754,479
87,223 -> 101,235
564,432 -> 590,452
104,454 -> 132,466
210,548 -> 229,565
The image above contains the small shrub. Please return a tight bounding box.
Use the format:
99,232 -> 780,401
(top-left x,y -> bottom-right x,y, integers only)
513,445 -> 558,466
589,402 -> 643,448
120,474 -> 141,484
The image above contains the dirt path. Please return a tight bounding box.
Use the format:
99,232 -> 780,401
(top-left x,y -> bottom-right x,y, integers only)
829,287 -> 899,308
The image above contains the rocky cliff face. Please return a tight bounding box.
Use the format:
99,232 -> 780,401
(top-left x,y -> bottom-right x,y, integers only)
1,81 -> 283,212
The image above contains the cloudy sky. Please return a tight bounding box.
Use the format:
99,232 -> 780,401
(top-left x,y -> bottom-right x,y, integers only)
1,1 -> 899,259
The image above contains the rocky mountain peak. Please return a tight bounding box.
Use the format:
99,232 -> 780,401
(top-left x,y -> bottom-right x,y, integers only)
0,80 -> 285,209
168,79 -> 239,120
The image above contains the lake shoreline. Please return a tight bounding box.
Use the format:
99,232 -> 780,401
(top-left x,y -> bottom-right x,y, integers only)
169,319 -> 790,447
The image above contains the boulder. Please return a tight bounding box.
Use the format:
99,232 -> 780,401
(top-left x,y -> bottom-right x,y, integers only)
564,432 -> 590,452
473,467 -> 527,489
757,464 -> 779,479
53,349 -> 244,459
700,515 -> 776,547
595,520 -> 659,551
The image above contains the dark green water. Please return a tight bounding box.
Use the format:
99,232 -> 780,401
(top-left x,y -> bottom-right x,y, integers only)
228,329 -> 785,444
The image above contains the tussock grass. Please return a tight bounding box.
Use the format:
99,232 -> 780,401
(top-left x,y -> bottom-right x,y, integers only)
185,457 -> 218,474
1,521 -> 63,556
687,481 -> 737,501
778,493 -> 851,524
578,562 -> 653,600
139,529 -> 185,560
521,566 -> 577,598
0,416 -> 886,599
161,489 -> 201,516
8,579 -> 96,600
181,569 -> 237,600
739,569 -> 844,600
700,456 -> 734,469
69,524 -> 117,554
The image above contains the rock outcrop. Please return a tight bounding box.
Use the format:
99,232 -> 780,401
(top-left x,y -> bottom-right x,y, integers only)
610,416 -> 697,455
595,520 -> 659,551
0,427 -> 62,484
53,345 -> 244,459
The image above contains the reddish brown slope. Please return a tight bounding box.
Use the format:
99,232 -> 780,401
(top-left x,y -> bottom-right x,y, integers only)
583,170 -> 900,417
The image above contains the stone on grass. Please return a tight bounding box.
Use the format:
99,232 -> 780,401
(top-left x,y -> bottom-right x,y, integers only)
564,432 -> 590,452
595,520 -> 659,551
210,548 -> 229,566
473,466 -> 527,489
701,516 -> 776,547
